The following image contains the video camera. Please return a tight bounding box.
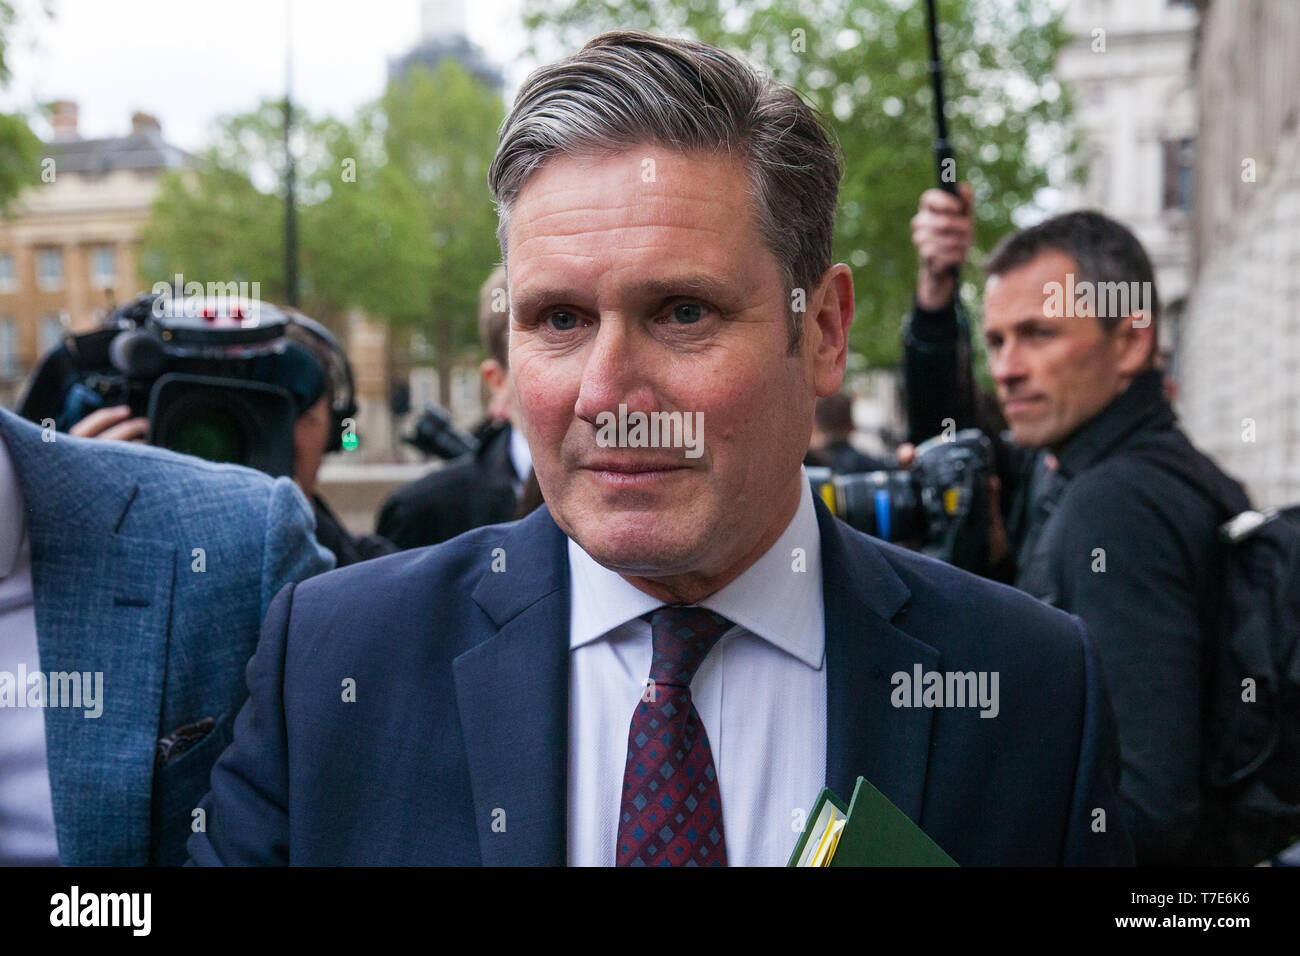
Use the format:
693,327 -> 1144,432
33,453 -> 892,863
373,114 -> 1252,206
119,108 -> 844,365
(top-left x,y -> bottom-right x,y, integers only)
403,403 -> 482,460
18,292 -> 355,478
808,428 -> 993,573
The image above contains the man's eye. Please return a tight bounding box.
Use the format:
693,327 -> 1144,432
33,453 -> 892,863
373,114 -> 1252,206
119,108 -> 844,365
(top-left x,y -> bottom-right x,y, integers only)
546,311 -> 580,331
670,303 -> 704,324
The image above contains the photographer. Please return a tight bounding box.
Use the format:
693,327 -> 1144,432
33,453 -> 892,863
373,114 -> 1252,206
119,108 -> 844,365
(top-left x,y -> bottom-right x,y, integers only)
281,318 -> 396,567
58,300 -> 394,568
902,187 -> 1251,865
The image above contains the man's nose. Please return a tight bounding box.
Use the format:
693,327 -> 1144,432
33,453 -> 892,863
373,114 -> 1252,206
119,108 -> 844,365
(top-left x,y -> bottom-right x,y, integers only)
989,339 -> 1028,388
573,318 -> 656,425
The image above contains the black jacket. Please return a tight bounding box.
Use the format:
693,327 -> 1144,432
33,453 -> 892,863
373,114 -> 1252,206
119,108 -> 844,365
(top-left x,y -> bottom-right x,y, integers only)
1017,370 -> 1249,865
805,439 -> 895,474
902,296 -> 981,446
375,422 -> 521,551
312,495 -> 397,568
903,299 -> 1251,865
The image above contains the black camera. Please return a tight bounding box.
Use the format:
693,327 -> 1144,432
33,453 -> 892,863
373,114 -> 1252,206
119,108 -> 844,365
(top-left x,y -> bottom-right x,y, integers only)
403,403 -> 482,460
18,292 -> 353,478
808,428 -> 993,573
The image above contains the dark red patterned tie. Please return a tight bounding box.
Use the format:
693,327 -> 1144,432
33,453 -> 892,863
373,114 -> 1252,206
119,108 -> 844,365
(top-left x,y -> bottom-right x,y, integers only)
616,605 -> 733,866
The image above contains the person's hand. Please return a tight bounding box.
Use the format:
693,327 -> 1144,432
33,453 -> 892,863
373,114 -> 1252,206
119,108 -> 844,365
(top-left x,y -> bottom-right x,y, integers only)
895,442 -> 916,469
911,183 -> 974,311
68,405 -> 149,443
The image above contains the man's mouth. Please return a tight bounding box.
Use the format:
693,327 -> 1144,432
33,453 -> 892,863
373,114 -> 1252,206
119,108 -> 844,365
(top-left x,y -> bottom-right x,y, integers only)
580,458 -> 689,486
1001,395 -> 1044,415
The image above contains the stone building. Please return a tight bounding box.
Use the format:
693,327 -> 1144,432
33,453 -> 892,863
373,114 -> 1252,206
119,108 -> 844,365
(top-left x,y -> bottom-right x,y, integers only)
1177,0 -> 1300,505
0,101 -> 192,406
1055,0 -> 1199,353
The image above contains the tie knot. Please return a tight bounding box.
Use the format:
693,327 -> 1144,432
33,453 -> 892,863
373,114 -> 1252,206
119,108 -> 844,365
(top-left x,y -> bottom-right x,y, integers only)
644,605 -> 734,688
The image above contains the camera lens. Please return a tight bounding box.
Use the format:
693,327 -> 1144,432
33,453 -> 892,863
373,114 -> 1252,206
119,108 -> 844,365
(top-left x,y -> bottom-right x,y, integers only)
148,374 -> 297,478
163,407 -> 249,466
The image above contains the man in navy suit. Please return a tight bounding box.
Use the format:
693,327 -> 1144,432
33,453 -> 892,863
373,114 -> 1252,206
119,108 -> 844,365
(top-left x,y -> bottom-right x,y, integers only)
0,408 -> 332,865
190,31 -> 1132,866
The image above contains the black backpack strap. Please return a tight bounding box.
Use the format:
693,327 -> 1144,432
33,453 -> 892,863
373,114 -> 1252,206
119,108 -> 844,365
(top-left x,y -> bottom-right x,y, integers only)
1125,437 -> 1252,524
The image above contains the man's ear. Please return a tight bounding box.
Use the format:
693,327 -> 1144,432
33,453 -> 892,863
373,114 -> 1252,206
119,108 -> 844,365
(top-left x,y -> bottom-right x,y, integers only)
481,359 -> 513,420
1112,312 -> 1157,376
481,358 -> 507,392
807,263 -> 855,398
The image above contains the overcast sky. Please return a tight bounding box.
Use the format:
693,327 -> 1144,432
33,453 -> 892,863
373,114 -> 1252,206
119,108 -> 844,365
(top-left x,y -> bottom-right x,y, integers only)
1,0 -> 532,151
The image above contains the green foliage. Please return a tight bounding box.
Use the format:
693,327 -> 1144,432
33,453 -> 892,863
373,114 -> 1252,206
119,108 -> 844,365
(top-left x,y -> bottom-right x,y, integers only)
138,58 -> 504,362
378,60 -> 505,353
139,102 -> 287,298
521,0 -> 1072,366
0,1 -> 51,215
0,111 -> 41,214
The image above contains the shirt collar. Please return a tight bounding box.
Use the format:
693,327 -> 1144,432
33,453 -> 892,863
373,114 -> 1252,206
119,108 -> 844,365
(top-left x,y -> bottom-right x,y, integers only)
508,425 -> 532,482
0,432 -> 27,580
567,472 -> 824,669
1054,369 -> 1174,478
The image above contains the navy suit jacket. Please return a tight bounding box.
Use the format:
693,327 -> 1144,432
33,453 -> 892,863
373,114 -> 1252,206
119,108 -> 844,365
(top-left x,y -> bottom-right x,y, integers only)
0,409 -> 333,865
190,499 -> 1133,865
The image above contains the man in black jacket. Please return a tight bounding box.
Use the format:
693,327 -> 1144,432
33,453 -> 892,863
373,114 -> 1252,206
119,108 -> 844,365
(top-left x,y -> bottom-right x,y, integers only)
806,392 -> 895,473
903,189 -> 1250,865
376,266 -> 537,549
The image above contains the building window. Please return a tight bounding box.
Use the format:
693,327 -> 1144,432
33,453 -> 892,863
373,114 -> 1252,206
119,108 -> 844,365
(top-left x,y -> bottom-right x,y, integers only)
1086,148 -> 1110,208
1162,137 -> 1194,212
91,245 -> 115,289
0,318 -> 15,377
37,248 -> 64,292
0,253 -> 14,293
141,250 -> 164,280
39,315 -> 65,354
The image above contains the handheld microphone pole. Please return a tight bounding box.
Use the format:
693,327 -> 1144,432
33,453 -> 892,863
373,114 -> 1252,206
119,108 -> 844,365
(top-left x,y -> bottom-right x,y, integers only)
923,0 -> 975,437
925,0 -> 958,198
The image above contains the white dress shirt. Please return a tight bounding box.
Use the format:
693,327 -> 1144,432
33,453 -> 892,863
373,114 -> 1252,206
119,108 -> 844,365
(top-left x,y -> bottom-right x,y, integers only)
508,424 -> 532,499
567,475 -> 826,866
0,432 -> 60,864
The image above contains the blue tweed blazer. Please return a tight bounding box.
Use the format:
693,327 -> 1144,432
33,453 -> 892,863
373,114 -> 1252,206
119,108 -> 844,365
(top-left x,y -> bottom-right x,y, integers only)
0,408 -> 332,865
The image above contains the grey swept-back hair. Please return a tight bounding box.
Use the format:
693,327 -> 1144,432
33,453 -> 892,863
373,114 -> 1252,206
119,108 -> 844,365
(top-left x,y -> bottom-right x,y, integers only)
487,30 -> 844,352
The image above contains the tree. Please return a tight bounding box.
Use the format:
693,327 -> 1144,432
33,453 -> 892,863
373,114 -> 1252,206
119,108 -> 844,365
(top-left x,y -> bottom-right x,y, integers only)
0,1 -> 52,213
378,60 -> 505,405
138,58 -> 505,407
520,0 -> 1072,366
138,102 -> 289,303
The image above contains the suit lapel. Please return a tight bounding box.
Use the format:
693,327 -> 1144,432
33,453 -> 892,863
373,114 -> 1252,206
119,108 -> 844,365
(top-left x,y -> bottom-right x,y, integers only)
449,493 -> 942,862
1,412 -> 176,865
455,506 -> 570,865
817,499 -> 939,825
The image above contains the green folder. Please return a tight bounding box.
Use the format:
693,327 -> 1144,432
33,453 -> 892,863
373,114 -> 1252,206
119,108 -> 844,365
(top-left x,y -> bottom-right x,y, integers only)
786,776 -> 958,866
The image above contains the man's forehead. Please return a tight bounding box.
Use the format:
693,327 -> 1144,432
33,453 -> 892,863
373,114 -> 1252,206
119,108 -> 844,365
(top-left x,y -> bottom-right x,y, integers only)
505,147 -> 772,302
507,148 -> 756,243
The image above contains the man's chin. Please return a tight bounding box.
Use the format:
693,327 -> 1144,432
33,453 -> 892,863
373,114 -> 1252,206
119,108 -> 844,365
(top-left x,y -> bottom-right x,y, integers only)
1008,420 -> 1054,450
565,512 -> 709,578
